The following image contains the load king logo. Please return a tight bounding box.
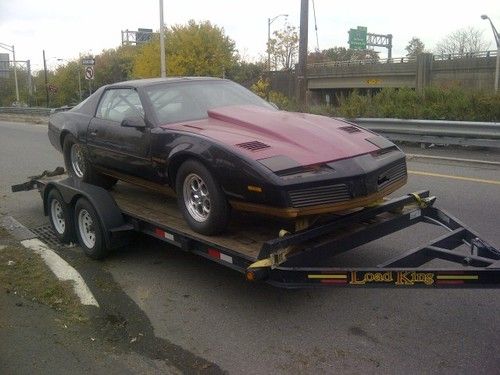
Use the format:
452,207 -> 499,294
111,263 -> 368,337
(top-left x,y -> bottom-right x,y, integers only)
350,271 -> 435,286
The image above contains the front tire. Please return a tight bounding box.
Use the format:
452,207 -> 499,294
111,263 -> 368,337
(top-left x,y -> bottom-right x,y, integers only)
176,160 -> 230,235
63,134 -> 117,190
74,197 -> 109,259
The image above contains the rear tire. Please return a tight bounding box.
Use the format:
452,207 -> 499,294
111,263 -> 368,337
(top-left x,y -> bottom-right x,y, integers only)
74,197 -> 109,259
47,188 -> 76,243
63,134 -> 117,190
176,159 -> 230,235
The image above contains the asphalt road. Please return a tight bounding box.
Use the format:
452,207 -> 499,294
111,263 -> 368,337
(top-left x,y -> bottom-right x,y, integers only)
1,120 -> 499,374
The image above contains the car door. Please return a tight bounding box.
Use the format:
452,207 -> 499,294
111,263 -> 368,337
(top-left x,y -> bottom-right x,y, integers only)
86,87 -> 153,179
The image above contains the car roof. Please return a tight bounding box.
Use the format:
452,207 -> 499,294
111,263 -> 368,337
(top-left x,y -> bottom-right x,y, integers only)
107,77 -> 224,89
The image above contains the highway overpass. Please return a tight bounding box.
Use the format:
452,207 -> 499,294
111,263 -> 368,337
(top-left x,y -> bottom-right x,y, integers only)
269,51 -> 498,103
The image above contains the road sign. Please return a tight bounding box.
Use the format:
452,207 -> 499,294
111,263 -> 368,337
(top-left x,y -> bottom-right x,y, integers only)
0,53 -> 9,79
82,58 -> 95,66
84,66 -> 95,80
348,26 -> 368,49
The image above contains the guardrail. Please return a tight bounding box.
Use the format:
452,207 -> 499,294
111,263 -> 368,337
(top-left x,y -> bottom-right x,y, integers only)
0,107 -> 52,116
352,118 -> 500,148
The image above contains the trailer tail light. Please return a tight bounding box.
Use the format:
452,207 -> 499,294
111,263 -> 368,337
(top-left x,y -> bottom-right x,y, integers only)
155,228 -> 175,241
207,248 -> 233,264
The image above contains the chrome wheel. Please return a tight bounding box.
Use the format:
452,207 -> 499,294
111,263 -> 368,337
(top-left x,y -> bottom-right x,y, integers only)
50,199 -> 65,234
183,173 -> 211,222
78,209 -> 96,248
70,143 -> 85,178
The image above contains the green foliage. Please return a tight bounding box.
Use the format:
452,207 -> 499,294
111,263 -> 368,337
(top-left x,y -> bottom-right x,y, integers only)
133,20 -> 237,78
226,61 -> 265,88
250,77 -> 290,110
336,87 -> 500,121
0,67 -> 32,106
308,47 -> 379,64
268,25 -> 299,70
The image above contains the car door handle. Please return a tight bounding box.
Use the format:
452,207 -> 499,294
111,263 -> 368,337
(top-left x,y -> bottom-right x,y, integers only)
89,128 -> 98,136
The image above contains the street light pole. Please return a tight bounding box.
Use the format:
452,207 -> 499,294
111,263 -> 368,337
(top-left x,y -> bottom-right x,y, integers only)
481,14 -> 500,93
0,42 -> 20,103
43,50 -> 49,107
159,0 -> 166,77
267,14 -> 288,71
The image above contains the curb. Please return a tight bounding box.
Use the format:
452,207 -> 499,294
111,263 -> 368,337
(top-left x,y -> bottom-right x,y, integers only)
1,216 -> 99,307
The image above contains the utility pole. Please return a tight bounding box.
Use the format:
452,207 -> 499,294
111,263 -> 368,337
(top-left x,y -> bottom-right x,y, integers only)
159,0 -> 166,77
297,0 -> 308,110
26,60 -> 32,106
12,45 -> 19,103
43,50 -> 49,107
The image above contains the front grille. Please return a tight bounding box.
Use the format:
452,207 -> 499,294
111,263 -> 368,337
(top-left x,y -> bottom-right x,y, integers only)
377,162 -> 407,190
235,141 -> 270,151
288,184 -> 350,208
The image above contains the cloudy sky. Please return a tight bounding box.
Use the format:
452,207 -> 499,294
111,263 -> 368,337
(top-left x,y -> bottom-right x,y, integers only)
0,0 -> 499,71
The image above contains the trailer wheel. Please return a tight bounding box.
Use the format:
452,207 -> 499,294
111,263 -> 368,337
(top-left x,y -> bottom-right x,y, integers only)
47,188 -> 75,243
74,197 -> 109,259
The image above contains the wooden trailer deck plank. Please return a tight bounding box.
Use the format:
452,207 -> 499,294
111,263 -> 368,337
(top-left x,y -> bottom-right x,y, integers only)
111,183 -> 288,259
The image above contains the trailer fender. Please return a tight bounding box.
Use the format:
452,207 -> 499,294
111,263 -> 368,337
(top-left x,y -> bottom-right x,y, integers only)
42,178 -> 126,248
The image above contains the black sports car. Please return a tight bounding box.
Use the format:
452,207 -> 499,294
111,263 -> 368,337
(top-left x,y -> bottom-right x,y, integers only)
48,77 -> 407,235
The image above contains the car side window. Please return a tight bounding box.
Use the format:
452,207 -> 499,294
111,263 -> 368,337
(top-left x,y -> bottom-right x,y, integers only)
96,88 -> 144,123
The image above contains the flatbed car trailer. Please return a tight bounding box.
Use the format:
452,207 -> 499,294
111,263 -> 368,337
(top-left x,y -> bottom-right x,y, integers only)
12,169 -> 500,288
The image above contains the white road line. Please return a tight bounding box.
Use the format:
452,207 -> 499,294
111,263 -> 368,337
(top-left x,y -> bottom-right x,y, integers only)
20,238 -> 99,307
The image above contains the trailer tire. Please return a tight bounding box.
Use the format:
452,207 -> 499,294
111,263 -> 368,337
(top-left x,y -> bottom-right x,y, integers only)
47,188 -> 76,243
176,159 -> 230,235
63,134 -> 117,190
74,197 -> 109,259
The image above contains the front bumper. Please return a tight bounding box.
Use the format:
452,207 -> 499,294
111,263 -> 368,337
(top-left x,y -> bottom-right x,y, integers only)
229,150 -> 408,218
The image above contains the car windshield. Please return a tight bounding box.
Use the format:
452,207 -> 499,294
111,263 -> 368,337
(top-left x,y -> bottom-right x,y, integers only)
145,80 -> 275,124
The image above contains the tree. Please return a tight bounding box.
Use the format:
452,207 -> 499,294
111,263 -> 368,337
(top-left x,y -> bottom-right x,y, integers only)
435,27 -> 490,56
405,37 -> 425,57
94,45 -> 136,86
268,24 -> 299,70
133,20 -> 237,78
308,47 -> 379,64
226,60 -> 265,88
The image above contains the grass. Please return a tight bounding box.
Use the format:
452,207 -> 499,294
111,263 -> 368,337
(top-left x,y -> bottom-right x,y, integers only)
0,243 -> 86,322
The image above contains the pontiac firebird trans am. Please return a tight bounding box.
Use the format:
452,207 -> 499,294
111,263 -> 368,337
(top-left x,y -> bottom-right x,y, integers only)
48,77 -> 407,235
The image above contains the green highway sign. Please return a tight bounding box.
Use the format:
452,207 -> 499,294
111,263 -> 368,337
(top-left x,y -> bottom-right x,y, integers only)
348,26 -> 367,49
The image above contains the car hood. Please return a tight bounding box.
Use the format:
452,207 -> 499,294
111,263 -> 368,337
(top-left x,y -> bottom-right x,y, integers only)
160,105 -> 383,168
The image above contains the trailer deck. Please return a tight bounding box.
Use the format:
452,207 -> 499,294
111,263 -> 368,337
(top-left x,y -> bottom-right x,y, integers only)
12,169 -> 500,288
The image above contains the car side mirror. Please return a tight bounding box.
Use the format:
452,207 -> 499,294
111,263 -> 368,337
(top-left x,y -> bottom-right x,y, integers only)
121,116 -> 146,129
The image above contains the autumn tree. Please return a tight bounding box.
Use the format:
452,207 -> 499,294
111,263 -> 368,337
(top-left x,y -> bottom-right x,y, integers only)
405,37 -> 426,57
94,45 -> 136,86
435,27 -> 490,56
267,24 -> 299,70
133,20 -> 237,78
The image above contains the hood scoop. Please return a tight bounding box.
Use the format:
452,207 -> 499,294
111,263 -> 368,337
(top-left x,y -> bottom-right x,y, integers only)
339,125 -> 362,133
235,141 -> 270,151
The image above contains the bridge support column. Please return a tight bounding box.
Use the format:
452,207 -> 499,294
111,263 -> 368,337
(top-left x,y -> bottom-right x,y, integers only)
416,53 -> 433,93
